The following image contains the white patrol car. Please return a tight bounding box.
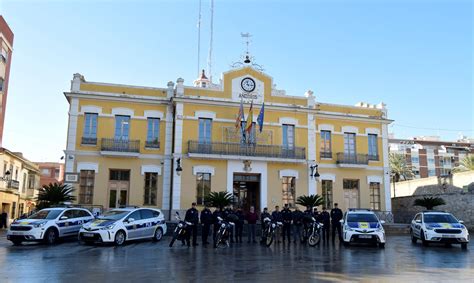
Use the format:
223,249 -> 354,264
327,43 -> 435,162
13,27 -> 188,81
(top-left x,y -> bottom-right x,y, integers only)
78,207 -> 167,246
410,211 -> 469,249
7,207 -> 95,245
340,209 -> 386,248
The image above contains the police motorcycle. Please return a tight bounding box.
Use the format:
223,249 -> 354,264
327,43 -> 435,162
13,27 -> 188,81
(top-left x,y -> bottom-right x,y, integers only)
302,216 -> 323,247
262,217 -> 283,247
169,212 -> 192,247
214,216 -> 235,248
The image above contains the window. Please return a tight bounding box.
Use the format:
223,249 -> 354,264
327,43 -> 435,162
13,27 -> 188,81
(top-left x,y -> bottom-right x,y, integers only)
1,48 -> 7,62
126,211 -> 142,221
146,118 -> 160,148
368,134 -> 378,160
343,133 -> 356,158
321,180 -> 333,209
109,170 -> 130,181
114,115 -> 130,140
282,177 -> 296,207
28,174 -> 36,189
320,131 -> 332,158
428,169 -> 436,177
140,209 -> 154,219
428,158 -> 435,165
83,113 -> 98,144
62,210 -> 76,219
343,179 -> 359,190
11,202 -> 16,219
41,168 -> 50,176
22,173 -> 27,193
144,173 -> 158,206
411,156 -> 419,163
370,182 -> 381,210
198,118 -> 212,144
14,168 -> 18,181
0,78 -> 4,92
196,173 -> 211,205
3,162 -> 7,176
79,170 -> 95,204
54,169 -> 60,179
282,124 -> 295,149
19,203 -> 24,217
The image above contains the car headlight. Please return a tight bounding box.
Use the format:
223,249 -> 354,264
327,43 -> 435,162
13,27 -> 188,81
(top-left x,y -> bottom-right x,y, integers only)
178,223 -> 183,228
221,224 -> 226,228
272,223 -> 276,228
344,224 -> 353,231
426,225 -> 434,230
100,224 -> 116,230
377,226 -> 384,232
33,221 -> 47,228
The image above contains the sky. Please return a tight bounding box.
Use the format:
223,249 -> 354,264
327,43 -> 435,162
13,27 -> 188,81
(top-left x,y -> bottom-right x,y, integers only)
0,0 -> 472,162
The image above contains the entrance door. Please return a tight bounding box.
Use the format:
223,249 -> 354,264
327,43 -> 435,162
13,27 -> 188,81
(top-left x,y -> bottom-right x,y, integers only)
233,174 -> 260,212
344,189 -> 359,209
108,170 -> 130,208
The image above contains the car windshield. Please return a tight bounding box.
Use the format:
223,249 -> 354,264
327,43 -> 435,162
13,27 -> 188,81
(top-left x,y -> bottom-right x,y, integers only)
347,213 -> 378,223
27,210 -> 62,220
99,210 -> 129,220
424,214 -> 458,223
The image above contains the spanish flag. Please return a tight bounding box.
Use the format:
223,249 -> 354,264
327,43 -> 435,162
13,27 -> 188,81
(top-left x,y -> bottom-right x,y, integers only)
235,99 -> 245,130
245,101 -> 253,133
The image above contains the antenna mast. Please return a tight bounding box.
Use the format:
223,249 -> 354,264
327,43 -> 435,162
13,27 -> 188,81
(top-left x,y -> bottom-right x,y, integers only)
197,0 -> 202,77
207,0 -> 214,82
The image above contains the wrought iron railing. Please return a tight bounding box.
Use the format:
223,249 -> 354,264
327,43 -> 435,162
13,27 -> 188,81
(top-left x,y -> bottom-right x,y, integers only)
188,141 -> 306,160
7,180 -> 20,190
368,154 -> 379,161
145,140 -> 160,149
81,137 -> 97,145
320,151 -> 332,159
336,153 -> 369,165
101,138 -> 140,153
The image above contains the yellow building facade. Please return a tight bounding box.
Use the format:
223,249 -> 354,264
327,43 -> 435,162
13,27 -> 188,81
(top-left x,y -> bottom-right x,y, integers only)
63,66 -> 392,217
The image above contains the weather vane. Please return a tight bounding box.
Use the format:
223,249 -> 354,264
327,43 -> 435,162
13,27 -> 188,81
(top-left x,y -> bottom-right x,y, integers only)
231,32 -> 264,71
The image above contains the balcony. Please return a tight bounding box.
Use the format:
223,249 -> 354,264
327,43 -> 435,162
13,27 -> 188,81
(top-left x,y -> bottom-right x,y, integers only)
7,180 -> 20,190
145,140 -> 160,149
188,141 -> 306,161
100,138 -> 140,157
368,154 -> 379,161
81,137 -> 97,145
336,153 -> 369,168
320,151 -> 332,159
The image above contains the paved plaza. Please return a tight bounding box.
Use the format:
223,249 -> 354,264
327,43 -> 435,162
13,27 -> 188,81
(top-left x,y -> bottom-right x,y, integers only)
0,231 -> 472,282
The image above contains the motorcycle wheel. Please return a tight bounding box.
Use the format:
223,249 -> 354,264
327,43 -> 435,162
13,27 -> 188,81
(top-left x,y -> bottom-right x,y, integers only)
169,236 -> 177,247
265,233 -> 274,247
308,233 -> 320,247
214,231 -> 223,248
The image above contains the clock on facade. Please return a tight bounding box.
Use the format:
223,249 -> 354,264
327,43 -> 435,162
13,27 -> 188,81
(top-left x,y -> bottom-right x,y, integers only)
241,77 -> 256,92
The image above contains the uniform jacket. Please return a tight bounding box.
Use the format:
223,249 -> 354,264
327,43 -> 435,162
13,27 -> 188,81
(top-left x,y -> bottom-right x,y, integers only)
292,210 -> 304,226
185,207 -> 199,224
330,208 -> 343,223
200,208 -> 213,225
281,208 -> 293,223
272,211 -> 283,222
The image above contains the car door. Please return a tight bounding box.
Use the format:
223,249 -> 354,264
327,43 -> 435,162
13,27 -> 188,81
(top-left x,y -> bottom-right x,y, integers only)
140,209 -> 156,238
124,210 -> 142,239
72,209 -> 93,233
57,209 -> 75,237
412,214 -> 422,237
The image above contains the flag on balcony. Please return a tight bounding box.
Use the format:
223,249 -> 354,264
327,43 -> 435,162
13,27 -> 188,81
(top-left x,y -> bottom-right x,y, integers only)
235,98 -> 245,130
257,103 -> 264,133
245,101 -> 253,134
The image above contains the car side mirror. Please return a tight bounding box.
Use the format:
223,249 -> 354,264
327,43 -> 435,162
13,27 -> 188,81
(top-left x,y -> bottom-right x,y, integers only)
459,220 -> 464,224
60,216 -> 68,220
339,219 -> 344,223
380,220 -> 385,224
127,218 -> 135,223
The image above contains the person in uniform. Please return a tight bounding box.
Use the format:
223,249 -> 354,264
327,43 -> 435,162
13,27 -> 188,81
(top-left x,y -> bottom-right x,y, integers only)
200,205 -> 213,246
260,207 -> 271,244
235,207 -> 245,243
319,207 -> 331,242
224,205 -> 236,243
184,202 -> 199,247
212,207 -> 223,242
281,204 -> 293,243
330,203 -> 343,242
271,206 -> 283,243
292,206 -> 303,243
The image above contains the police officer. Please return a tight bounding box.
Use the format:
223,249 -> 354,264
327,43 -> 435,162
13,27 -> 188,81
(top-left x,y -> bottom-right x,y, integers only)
319,207 -> 331,242
212,207 -> 223,242
184,202 -> 199,247
200,205 -> 213,246
331,203 -> 343,242
272,206 -> 283,243
224,205 -> 236,243
292,206 -> 303,243
260,207 -> 271,243
281,204 -> 293,243
312,207 -> 320,219
302,206 -> 313,242
235,207 -> 245,243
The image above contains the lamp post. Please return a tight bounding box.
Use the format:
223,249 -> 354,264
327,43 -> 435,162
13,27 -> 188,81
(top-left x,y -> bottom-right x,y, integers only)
310,164 -> 320,180
176,158 -> 183,176
0,170 -> 11,182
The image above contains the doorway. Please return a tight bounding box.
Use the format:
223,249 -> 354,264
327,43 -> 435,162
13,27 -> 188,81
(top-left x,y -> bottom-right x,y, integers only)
343,179 -> 360,209
108,170 -> 130,208
233,173 -> 260,213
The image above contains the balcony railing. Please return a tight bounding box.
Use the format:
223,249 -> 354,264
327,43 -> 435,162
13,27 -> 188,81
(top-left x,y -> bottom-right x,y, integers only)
101,138 -> 140,153
336,153 -> 369,165
320,151 -> 332,159
82,137 -> 97,145
368,154 -> 379,161
145,140 -> 160,149
7,180 -> 20,190
188,141 -> 306,160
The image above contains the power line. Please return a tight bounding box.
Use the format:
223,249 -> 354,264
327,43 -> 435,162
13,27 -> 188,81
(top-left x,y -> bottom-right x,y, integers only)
391,123 -> 474,132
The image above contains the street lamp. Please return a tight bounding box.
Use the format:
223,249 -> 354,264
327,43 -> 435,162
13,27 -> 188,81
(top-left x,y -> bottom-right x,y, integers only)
310,164 -> 320,179
0,170 -> 10,181
176,158 -> 183,176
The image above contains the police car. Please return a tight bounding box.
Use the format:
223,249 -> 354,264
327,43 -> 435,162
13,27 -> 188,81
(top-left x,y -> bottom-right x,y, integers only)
410,211 -> 469,249
340,209 -> 386,248
7,207 -> 95,245
78,207 -> 167,246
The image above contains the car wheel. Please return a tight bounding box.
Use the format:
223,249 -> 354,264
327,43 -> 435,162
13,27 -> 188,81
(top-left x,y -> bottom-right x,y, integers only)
114,230 -> 126,246
11,240 -> 22,246
420,230 -> 429,247
153,227 -> 163,242
410,230 -> 417,244
44,228 -> 58,245
343,240 -> 349,247
379,243 -> 385,249
461,243 -> 467,250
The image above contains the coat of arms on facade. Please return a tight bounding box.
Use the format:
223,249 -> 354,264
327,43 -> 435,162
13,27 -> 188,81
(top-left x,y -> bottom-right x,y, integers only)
243,160 -> 252,172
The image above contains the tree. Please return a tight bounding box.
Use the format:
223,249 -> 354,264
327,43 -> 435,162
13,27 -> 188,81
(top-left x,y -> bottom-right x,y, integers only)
389,153 -> 414,197
413,197 -> 446,210
37,183 -> 76,209
453,155 -> 474,172
296,194 -> 324,208
204,191 -> 232,209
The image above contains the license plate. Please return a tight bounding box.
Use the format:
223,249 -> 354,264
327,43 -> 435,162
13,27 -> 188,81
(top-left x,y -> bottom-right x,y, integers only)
82,233 -> 94,237
442,234 -> 456,238
359,235 -> 372,239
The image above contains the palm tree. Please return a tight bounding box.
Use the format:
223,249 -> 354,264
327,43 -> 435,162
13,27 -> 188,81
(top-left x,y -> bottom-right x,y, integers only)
296,194 -> 324,208
204,191 -> 232,209
413,197 -> 446,210
453,155 -> 474,172
389,153 -> 414,197
37,183 -> 76,209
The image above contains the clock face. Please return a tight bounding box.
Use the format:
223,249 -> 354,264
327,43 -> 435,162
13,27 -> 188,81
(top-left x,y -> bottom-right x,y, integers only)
241,77 -> 256,92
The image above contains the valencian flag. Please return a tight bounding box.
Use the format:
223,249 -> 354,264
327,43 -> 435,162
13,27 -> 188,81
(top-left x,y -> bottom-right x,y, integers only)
245,101 -> 253,134
235,98 -> 245,130
257,103 -> 265,133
